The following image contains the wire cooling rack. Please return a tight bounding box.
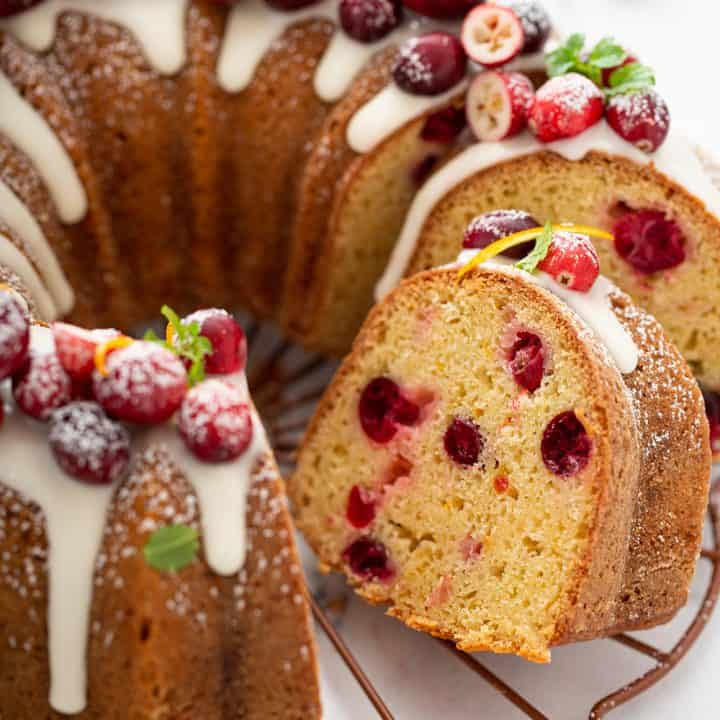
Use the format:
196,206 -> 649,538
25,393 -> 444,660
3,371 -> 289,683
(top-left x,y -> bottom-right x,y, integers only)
243,319 -> 720,720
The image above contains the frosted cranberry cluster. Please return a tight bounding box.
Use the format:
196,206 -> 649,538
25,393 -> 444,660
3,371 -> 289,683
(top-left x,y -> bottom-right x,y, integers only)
0,290 -> 252,485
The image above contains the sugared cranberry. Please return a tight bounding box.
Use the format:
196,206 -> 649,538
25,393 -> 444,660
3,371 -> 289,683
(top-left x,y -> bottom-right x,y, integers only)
613,210 -> 686,274
393,32 -> 467,96
342,537 -> 393,581
504,1 -> 551,54
339,0 -> 402,42
13,349 -> 72,421
264,0 -> 319,9
702,388 -> 720,455
538,231 -> 599,291
466,70 -> 534,141
0,0 -> 44,18
346,485 -> 376,528
49,402 -> 130,485
178,379 -> 253,462
507,331 -> 545,392
421,105 -> 467,143
0,291 -> 29,381
529,73 -> 604,143
412,154 -> 439,187
401,0 -> 476,19
606,89 -> 670,153
444,417 -> 485,466
52,323 -> 120,381
358,377 -> 419,443
601,54 -> 638,87
182,309 -> 247,376
93,341 -> 187,424
541,410 -> 592,477
463,209 -> 539,259
461,4 -> 524,68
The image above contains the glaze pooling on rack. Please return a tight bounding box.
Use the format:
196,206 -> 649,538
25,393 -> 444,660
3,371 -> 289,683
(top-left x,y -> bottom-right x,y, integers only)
376,122 -> 720,299
0,327 -> 272,714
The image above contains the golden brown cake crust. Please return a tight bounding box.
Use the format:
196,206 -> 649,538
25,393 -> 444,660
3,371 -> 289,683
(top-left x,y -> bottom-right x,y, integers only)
0,446 -> 321,720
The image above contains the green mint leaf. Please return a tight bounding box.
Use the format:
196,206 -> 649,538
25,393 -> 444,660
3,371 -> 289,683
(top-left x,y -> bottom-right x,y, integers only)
546,33 -> 585,77
587,37 -> 626,68
605,62 -> 656,96
143,524 -> 199,572
516,222 -> 554,275
565,33 -> 585,56
156,306 -> 213,386
143,328 -> 164,344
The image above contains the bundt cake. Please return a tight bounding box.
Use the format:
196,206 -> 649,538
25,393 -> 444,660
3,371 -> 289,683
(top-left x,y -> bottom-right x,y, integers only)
0,284 -> 321,718
289,223 -> 711,662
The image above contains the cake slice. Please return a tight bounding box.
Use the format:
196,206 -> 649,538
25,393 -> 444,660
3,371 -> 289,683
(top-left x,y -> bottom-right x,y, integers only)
289,225 -> 710,661
0,287 -> 320,719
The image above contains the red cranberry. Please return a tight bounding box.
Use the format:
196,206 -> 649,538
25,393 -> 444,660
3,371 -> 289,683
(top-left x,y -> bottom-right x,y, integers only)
541,411 -> 592,477
411,154 -> 439,187
0,291 -> 30,381
444,417 -> 485,466
606,89 -> 670,153
178,379 -> 253,462
13,349 -> 72,421
0,0 -> 44,18
420,105 -> 467,143
393,32 -> 467,96
463,209 -> 539,259
504,1 -> 551,54
703,388 -> 720,455
507,331 -> 545,392
339,0 -> 402,42
264,0 -> 319,9
358,377 -> 419,444
93,341 -> 187,424
538,231 -> 600,292
529,73 -> 604,143
613,210 -> 686,274
461,5 -> 524,68
401,0 -> 476,19
494,475 -> 509,493
49,402 -> 130,485
183,309 -> 247,375
52,323 -> 120,381
342,537 -> 393,581
346,485 -> 376,528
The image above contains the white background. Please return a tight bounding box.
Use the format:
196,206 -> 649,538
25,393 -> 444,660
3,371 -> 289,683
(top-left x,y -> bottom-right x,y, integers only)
308,3 -> 720,717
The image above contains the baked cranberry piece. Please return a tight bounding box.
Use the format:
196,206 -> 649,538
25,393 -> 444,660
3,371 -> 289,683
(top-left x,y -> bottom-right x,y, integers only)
504,1 -> 551,54
52,323 -> 120,381
13,349 -> 72,420
463,209 -> 539,258
444,417 -> 485,466
461,4 -> 524,67
494,475 -> 510,493
183,308 -> 247,375
613,210 -> 686,274
346,485 -> 376,528
507,331 -> 545,392
606,89 -> 670,153
538,231 -> 599,292
0,0 -> 44,18
342,537 -> 394,581
421,106 -> 467,144
49,402 -> 130,485
541,411 -> 592,477
0,290 -> 29,381
93,341 -> 188,424
358,377 -> 419,443
339,0 -> 402,42
702,388 -> 720,455
393,32 -> 467,96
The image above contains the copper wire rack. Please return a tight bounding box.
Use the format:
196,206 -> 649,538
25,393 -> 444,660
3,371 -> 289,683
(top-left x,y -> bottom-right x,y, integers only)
243,318 -> 720,720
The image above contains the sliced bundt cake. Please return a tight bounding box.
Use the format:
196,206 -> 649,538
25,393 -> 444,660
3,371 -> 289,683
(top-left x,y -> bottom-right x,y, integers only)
0,285 -> 320,718
289,226 -> 710,662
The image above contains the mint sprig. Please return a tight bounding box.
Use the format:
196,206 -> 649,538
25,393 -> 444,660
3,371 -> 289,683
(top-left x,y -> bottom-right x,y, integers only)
143,524 -> 200,572
515,222 -> 554,275
144,305 -> 212,386
546,35 -> 655,96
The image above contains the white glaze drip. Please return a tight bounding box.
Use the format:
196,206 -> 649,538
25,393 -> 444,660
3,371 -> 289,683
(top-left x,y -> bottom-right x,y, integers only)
0,327 -> 117,715
376,122 -> 720,299
0,0 -> 189,76
457,253 -> 639,374
0,330 -> 271,713
0,72 -> 86,224
0,232 -> 57,319
347,78 -> 468,154
0,180 -> 73,316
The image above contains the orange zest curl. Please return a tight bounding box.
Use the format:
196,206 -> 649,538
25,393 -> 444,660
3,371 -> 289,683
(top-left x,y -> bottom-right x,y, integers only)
94,336 -> 134,377
458,224 -> 614,277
